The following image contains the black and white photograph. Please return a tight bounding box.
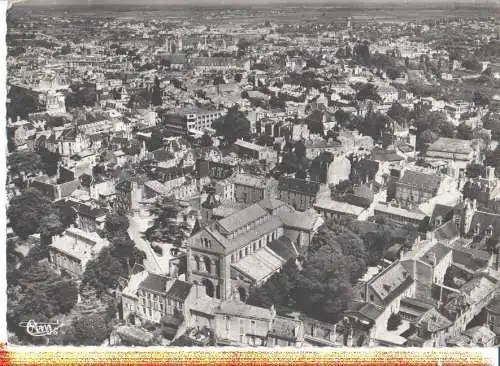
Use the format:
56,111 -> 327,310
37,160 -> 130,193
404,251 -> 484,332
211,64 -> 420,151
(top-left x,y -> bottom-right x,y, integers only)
4,0 -> 500,353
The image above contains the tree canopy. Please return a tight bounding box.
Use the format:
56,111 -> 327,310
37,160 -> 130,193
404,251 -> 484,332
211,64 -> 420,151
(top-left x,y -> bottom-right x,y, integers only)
7,188 -> 63,239
213,105 -> 251,145
143,196 -> 191,247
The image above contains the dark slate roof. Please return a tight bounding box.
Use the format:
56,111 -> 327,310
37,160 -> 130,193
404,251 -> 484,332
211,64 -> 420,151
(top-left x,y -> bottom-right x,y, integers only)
452,247 -> 490,271
434,220 -> 460,242
165,53 -> 188,65
421,243 -> 452,266
341,194 -> 372,209
152,149 -> 175,162
258,197 -> 285,212
268,316 -> 302,341
166,280 -> 193,301
139,273 -> 169,293
370,148 -> 404,162
218,203 -> 268,234
468,211 -> 500,239
398,170 -> 441,192
278,177 -> 320,196
346,302 -> 384,323
268,236 -> 297,261
431,204 -> 454,223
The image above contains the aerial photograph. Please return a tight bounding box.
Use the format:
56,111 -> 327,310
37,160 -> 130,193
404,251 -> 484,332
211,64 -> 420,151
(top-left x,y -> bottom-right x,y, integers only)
4,0 -> 500,349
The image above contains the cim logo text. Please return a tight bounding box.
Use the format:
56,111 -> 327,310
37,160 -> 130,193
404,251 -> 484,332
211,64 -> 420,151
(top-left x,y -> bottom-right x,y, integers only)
18,320 -> 62,337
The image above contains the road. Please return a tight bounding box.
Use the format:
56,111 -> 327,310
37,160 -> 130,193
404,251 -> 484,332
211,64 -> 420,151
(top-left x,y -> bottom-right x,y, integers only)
127,214 -> 166,275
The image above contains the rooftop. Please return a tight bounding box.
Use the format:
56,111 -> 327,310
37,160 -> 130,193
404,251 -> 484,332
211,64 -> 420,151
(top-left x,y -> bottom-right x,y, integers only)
232,246 -> 285,283
427,137 -> 473,155
214,300 -> 274,321
217,203 -> 268,235
398,170 -> 441,192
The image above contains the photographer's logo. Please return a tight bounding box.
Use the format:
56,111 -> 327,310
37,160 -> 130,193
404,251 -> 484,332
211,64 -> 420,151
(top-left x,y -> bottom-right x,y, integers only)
18,320 -> 62,337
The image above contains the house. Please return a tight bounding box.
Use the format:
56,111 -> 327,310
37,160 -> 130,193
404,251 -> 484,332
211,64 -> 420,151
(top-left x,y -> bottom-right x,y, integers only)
232,174 -> 268,205
267,315 -> 305,347
395,169 -> 442,207
163,108 -> 225,134
346,261 -> 417,345
278,177 -> 321,211
48,228 -> 110,278
425,137 -> 476,170
314,197 -> 367,221
373,202 -> 426,226
213,300 -> 275,346
233,139 -> 276,161
485,295 -> 500,343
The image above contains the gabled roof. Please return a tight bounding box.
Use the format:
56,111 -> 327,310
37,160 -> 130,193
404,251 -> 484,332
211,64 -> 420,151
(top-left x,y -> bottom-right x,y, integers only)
258,197 -> 286,212
166,280 -> 192,301
277,210 -> 318,231
278,177 -> 320,196
420,243 -> 452,266
268,316 -> 302,341
345,301 -> 384,323
214,300 -> 273,321
138,273 -> 168,294
426,137 -> 473,155
368,262 -> 414,305
217,203 -> 268,235
434,220 -> 460,242
468,211 -> 500,239
398,170 -> 441,192
268,236 -> 298,262
452,247 -> 491,271
418,308 -> 452,333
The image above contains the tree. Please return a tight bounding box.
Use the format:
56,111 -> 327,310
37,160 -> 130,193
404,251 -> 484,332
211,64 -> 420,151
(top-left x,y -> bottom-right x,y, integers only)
104,213 -> 130,239
143,196 -> 191,247
466,163 -> 484,179
50,280 -> 79,314
386,67 -> 401,80
473,91 -> 489,107
295,140 -> 306,160
7,263 -> 78,340
81,247 -> 127,295
39,211 -> 64,245
353,42 -> 370,65
8,151 -> 42,177
305,110 -> 325,135
387,313 -> 402,330
200,132 -> 213,147
456,123 -> 474,140
72,314 -> 110,346
37,149 -> 61,177
387,102 -> 409,124
7,189 -> 58,239
213,105 -> 251,145
146,128 -> 164,151
151,76 -> 162,106
356,83 -> 382,103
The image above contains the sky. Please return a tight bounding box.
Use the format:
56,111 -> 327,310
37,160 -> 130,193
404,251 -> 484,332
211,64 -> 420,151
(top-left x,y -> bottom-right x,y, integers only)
18,0 -> 499,6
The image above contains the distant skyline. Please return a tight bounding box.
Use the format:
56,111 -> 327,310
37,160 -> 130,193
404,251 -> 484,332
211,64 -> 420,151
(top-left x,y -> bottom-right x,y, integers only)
17,0 -> 500,7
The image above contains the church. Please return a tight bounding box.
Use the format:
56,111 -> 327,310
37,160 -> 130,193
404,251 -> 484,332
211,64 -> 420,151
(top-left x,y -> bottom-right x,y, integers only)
186,197 -> 323,302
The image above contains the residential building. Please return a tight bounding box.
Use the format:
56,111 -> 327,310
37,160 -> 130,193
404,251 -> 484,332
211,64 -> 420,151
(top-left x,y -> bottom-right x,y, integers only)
48,228 -> 110,278
278,177 -> 321,211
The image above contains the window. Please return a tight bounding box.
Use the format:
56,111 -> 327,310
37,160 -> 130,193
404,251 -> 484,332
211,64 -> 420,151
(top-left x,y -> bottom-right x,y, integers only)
253,243 -> 256,251
245,247 -> 249,256
369,295 -> 374,302
231,254 -> 235,263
